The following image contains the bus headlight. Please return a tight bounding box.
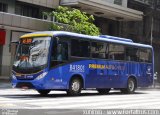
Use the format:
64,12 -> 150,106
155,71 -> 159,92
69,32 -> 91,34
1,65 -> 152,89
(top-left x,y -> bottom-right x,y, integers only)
12,74 -> 16,80
36,72 -> 48,80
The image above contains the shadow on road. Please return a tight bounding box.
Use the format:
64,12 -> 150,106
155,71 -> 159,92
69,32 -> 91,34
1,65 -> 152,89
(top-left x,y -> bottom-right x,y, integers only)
0,91 -> 147,99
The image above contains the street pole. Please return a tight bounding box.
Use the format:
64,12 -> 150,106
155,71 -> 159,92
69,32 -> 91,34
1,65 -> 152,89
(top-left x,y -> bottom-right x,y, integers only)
151,0 -> 158,88
151,0 -> 157,45
151,17 -> 153,46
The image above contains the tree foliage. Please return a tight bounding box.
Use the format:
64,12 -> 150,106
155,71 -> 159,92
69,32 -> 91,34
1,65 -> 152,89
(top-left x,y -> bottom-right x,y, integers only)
44,6 -> 100,36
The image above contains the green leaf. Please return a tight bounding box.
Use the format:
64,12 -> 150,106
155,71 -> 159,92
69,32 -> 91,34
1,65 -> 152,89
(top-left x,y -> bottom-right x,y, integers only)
45,6 -> 100,36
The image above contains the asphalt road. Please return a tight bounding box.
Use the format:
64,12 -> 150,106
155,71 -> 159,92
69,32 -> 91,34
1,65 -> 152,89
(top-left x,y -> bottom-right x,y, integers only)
0,84 -> 160,115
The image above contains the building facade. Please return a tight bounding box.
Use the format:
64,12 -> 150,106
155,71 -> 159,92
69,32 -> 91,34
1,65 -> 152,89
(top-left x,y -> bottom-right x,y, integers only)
0,0 -> 59,79
127,0 -> 160,82
60,0 -> 143,36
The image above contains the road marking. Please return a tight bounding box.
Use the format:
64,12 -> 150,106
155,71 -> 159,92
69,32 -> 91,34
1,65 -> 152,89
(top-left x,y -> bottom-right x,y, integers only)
0,89 -> 160,109
0,103 -> 16,108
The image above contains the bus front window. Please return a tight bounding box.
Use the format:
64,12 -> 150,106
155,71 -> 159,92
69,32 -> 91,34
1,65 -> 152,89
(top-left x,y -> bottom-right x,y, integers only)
13,37 -> 51,74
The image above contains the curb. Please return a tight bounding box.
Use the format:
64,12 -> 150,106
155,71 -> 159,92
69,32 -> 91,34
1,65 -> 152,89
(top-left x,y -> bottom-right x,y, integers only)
0,79 -> 11,83
138,86 -> 160,90
0,76 -> 10,82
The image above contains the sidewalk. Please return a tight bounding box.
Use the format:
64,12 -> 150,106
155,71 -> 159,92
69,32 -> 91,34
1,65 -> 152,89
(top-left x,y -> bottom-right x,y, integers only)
138,82 -> 160,90
0,76 -> 12,88
0,82 -> 12,88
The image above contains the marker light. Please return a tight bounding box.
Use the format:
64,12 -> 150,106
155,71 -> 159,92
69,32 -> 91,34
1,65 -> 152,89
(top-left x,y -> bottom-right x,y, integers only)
36,72 -> 47,80
12,74 -> 16,80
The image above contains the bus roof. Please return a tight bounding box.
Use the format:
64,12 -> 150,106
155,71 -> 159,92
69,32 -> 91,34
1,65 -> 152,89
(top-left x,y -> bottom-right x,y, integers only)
20,31 -> 152,49
99,35 -> 133,43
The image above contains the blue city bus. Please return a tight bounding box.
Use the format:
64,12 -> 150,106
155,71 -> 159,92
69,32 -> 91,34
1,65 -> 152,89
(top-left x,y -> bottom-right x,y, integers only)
12,31 -> 154,96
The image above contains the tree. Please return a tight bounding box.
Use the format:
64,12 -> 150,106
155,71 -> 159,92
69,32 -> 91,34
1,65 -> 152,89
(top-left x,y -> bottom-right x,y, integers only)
44,6 -> 100,36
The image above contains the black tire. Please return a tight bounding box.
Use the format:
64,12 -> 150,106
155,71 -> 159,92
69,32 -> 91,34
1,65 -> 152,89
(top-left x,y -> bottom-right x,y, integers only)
121,78 -> 136,94
37,90 -> 51,96
67,78 -> 82,96
97,88 -> 111,94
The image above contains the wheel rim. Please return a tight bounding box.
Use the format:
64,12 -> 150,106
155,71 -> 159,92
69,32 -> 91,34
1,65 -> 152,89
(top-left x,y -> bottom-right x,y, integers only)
128,80 -> 134,91
72,80 -> 80,92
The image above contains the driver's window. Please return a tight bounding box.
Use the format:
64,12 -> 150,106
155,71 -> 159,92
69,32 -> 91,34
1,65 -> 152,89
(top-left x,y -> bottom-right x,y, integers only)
50,39 -> 68,68
56,42 -> 68,61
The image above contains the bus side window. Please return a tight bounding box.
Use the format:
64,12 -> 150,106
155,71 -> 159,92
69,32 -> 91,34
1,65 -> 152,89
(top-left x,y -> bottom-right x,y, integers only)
139,49 -> 152,63
126,47 -> 139,62
79,40 -> 90,57
57,42 -> 68,61
71,39 -> 79,56
71,39 -> 90,57
148,49 -> 152,63
91,42 -> 106,59
109,44 -> 125,61
50,40 -> 68,68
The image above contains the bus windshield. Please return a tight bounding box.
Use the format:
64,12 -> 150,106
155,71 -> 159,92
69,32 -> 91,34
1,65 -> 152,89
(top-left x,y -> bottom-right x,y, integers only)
13,37 -> 51,73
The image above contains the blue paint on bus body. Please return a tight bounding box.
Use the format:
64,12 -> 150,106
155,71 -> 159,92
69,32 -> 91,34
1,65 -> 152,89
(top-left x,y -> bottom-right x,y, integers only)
11,31 -> 154,91
12,60 -> 153,90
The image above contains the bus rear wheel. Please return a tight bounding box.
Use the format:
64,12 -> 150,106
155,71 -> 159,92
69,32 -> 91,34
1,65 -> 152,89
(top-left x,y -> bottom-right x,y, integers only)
37,90 -> 51,96
121,78 -> 136,94
97,88 -> 111,94
67,78 -> 82,96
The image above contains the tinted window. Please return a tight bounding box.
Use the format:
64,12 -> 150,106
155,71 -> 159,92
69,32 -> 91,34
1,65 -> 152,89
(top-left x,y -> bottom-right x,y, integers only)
91,42 -> 107,59
71,39 -> 90,57
126,47 -> 139,62
15,2 -> 39,18
51,41 -> 68,60
109,44 -> 125,60
50,39 -> 68,68
139,49 -> 152,63
0,3 -> 8,12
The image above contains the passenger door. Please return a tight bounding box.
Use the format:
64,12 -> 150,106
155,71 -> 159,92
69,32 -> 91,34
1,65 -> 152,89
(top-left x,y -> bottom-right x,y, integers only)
50,38 -> 68,68
139,48 -> 153,86
87,42 -> 110,88
108,44 -> 126,88
49,37 -> 69,88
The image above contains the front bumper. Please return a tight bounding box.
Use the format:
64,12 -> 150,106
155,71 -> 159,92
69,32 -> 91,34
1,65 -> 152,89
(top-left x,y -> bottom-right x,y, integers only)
12,79 -> 46,90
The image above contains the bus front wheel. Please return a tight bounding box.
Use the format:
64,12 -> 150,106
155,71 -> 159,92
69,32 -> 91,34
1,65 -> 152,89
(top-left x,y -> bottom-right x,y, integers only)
97,89 -> 111,94
121,78 -> 136,94
67,78 -> 82,96
37,90 -> 51,96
